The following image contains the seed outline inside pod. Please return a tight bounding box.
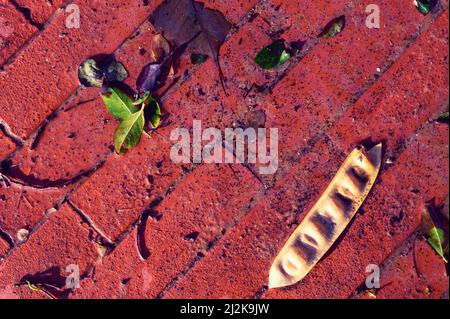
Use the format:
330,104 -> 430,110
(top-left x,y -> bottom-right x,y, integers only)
269,143 -> 383,289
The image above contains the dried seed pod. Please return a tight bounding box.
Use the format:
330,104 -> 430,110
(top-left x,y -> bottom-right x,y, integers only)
269,144 -> 383,289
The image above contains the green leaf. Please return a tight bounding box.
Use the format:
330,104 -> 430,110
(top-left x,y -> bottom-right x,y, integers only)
428,227 -> 448,263
133,92 -> 151,106
147,97 -> 162,129
102,88 -> 137,121
191,53 -> 209,65
414,0 -> 437,15
114,105 -> 145,154
319,16 -> 346,39
254,40 -> 291,70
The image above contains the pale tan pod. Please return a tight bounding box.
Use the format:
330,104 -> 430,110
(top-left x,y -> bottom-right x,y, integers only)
269,144 -> 383,289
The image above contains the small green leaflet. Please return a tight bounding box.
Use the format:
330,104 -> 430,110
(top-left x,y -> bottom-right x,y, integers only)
428,227 -> 448,263
254,40 -> 291,70
414,0 -> 437,15
102,88 -> 161,154
147,97 -> 162,129
114,105 -> 145,154
437,112 -> 449,124
191,53 -> 209,65
319,16 -> 346,39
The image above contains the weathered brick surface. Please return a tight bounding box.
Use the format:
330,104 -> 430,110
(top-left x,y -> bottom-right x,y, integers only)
69,134 -> 186,242
0,204 -> 99,299
71,159 -> 263,298
0,131 -> 15,159
268,5 -> 448,170
0,182 -> 65,243
13,0 -> 65,25
165,116 -> 448,298
356,234 -> 449,299
329,10 -> 450,159
0,1 -> 37,66
203,0 -> 259,25
0,0 -> 448,300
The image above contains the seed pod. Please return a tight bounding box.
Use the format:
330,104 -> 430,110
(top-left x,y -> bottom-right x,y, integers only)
269,143 -> 383,289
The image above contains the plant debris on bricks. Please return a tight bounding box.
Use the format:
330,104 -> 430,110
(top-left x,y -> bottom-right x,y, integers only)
254,40 -> 292,70
414,0 -> 439,15
318,16 -> 346,39
102,88 -> 161,154
150,0 -> 232,91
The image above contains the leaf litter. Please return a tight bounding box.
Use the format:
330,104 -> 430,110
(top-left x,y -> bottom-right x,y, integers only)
150,0 -> 232,92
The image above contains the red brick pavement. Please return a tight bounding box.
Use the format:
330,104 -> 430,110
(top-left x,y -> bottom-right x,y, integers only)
0,0 -> 448,299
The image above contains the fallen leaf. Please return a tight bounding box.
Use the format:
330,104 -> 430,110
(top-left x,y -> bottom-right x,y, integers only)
421,202 -> 449,264
319,16 -> 346,39
78,59 -> 103,87
151,34 -> 171,62
133,92 -> 151,106
254,40 -> 291,70
428,227 -> 448,263
147,97 -> 162,129
105,60 -> 128,83
114,104 -> 146,154
79,58 -> 129,88
102,87 -> 137,120
191,53 -> 209,65
136,63 -> 165,93
151,0 -> 232,90
414,0 -> 438,15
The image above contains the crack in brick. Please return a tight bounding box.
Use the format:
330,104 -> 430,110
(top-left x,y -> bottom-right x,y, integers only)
67,200 -> 115,246
0,119 -> 24,147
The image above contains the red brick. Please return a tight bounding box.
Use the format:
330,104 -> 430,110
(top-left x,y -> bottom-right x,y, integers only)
0,2 -> 36,66
165,136 -> 345,298
329,10 -> 450,158
0,182 -> 65,243
4,20 -> 179,184
0,0 -> 161,139
166,119 -> 448,298
69,134 -> 186,242
70,228 -> 145,299
7,88 -> 114,183
14,0 -> 65,25
221,16 -> 275,96
71,160 -> 263,298
0,204 -> 99,299
0,130 -> 16,159
356,235 -> 449,299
